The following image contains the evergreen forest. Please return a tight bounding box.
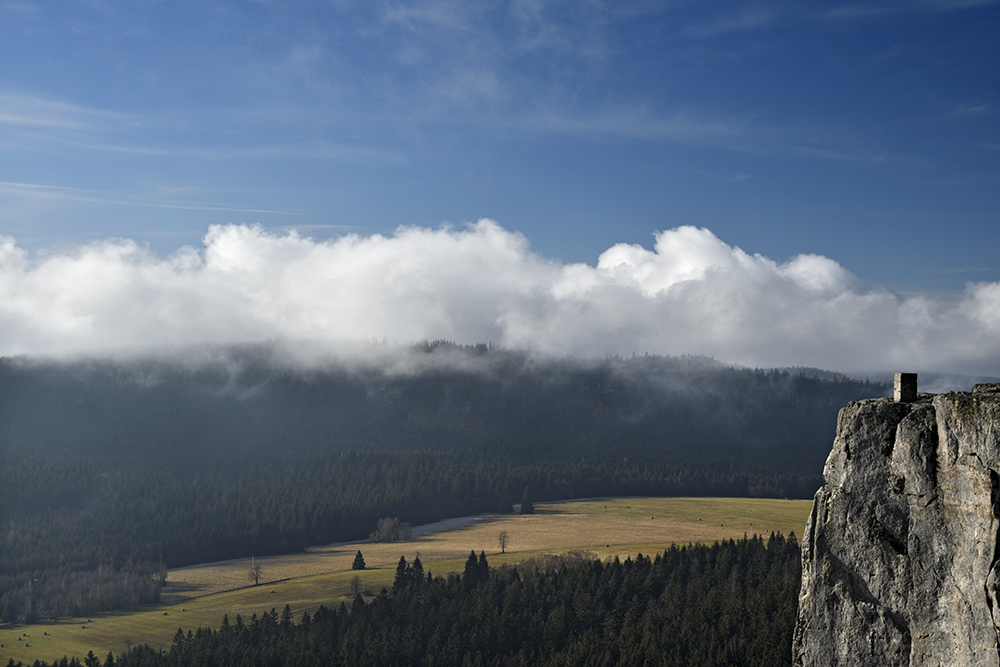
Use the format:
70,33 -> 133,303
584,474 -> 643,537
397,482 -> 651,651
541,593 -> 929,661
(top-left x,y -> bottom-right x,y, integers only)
1,343 -> 881,626
4,534 -> 802,667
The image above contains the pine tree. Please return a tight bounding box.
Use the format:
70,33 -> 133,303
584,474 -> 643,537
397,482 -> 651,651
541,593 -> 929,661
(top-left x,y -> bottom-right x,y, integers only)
464,551 -> 480,589
411,556 -> 424,584
394,556 -> 411,592
352,550 -> 366,570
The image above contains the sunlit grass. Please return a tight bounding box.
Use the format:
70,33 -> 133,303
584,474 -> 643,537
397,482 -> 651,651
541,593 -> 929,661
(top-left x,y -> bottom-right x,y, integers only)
0,497 -> 812,664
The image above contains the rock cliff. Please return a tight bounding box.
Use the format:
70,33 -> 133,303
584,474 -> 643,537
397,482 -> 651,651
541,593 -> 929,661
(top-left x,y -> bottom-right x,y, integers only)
794,384 -> 1000,666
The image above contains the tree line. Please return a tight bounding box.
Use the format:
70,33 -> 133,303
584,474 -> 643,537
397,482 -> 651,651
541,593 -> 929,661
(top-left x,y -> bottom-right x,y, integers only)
5,534 -> 802,667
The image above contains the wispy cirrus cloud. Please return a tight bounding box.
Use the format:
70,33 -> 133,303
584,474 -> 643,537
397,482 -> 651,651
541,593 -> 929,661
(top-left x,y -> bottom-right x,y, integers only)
914,0 -> 1000,10
516,107 -> 752,146
514,105 -> 911,169
64,138 -> 406,163
381,0 -> 475,31
682,5 -> 785,38
0,181 -> 298,215
820,0 -> 1000,21
0,92 -> 133,132
0,90 -> 403,164
948,102 -> 994,118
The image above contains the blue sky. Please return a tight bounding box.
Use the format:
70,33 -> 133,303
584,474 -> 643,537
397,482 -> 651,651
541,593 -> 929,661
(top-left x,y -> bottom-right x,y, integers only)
1,1 -> 999,372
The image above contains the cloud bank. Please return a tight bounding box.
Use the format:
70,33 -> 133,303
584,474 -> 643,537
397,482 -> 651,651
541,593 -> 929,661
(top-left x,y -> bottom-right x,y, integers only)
1,220 -> 997,374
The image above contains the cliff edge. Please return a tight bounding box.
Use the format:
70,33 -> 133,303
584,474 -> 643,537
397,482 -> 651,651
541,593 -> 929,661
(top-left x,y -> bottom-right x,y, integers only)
794,383 -> 1000,666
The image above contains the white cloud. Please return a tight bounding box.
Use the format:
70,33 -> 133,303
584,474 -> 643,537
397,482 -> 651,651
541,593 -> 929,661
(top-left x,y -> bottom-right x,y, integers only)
0,220 -> 997,374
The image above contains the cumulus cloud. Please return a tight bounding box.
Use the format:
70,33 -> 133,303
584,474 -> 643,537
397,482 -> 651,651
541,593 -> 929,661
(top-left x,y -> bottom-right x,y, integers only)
0,220 -> 997,374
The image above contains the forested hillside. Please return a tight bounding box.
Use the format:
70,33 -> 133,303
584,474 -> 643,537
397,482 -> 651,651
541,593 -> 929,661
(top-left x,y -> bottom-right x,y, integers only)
0,343 -> 883,622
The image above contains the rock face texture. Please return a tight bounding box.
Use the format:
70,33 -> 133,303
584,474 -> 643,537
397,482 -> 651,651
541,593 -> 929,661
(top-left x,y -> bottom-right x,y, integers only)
794,385 -> 1000,666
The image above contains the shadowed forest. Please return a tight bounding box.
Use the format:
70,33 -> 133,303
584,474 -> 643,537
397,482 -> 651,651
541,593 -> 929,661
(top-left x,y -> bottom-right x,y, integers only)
7,535 -> 802,667
0,343 -> 882,628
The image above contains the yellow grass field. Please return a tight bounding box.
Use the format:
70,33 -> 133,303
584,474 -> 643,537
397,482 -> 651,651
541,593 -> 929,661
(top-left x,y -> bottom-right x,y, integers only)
0,497 -> 812,665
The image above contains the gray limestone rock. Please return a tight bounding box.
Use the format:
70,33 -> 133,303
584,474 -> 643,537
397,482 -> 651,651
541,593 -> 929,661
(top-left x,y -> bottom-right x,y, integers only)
793,391 -> 1000,666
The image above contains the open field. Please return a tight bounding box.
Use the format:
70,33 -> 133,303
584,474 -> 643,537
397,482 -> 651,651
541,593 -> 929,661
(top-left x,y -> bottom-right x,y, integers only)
1,497 -> 812,665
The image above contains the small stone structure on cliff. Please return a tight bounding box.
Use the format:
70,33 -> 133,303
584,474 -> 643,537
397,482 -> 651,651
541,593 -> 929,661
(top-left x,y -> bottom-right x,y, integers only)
894,373 -> 918,403
794,376 -> 1000,666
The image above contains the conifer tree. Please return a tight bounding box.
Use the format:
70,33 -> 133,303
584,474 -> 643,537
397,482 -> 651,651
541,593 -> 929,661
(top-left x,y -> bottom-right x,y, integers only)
394,556 -> 410,592
463,551 -> 480,589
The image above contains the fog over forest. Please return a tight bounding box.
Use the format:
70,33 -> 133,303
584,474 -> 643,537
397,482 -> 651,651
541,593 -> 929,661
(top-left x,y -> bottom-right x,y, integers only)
0,343 -> 879,459
0,344 -> 885,573
2,221 -> 998,374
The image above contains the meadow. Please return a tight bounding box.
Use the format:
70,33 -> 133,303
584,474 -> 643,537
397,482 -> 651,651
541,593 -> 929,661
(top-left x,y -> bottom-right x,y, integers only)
0,497 -> 812,665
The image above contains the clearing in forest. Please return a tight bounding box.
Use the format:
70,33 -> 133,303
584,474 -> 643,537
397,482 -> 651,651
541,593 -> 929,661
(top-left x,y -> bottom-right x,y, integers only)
0,496 -> 811,665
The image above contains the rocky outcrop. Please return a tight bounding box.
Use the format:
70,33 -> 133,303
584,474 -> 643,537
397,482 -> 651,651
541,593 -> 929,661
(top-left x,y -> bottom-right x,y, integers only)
794,384 -> 1000,666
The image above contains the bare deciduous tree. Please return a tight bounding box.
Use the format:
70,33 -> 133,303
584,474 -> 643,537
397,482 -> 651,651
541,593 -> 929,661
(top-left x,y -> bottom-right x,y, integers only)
248,559 -> 263,586
497,530 -> 509,554
370,517 -> 412,542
